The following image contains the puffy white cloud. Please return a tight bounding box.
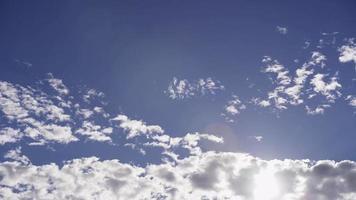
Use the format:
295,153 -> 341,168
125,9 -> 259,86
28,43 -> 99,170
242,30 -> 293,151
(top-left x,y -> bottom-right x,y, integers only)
166,77 -> 224,100
310,51 -> 327,68
257,52 -> 341,115
0,127 -> 22,145
83,89 -> 105,103
76,108 -> 94,119
112,114 -> 223,159
0,80 -> 71,123
0,75 -> 114,145
0,81 -> 29,120
75,121 -> 112,142
310,74 -> 342,102
222,95 -> 246,122
47,73 -> 69,95
112,114 -> 164,139
24,123 -> 77,145
4,147 -> 30,165
1,150 -> 356,200
339,38 -> 356,65
251,97 -> 271,107
263,56 -> 291,86
0,80 -> 77,145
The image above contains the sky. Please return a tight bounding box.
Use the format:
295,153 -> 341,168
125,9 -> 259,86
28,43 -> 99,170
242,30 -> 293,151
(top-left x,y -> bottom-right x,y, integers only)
1,1 -> 356,199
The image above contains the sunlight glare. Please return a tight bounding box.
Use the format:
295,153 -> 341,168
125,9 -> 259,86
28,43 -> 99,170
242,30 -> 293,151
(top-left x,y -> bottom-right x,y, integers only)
253,168 -> 280,200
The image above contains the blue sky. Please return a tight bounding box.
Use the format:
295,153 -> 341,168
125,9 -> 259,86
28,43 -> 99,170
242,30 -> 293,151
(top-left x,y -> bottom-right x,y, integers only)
1,1 -> 356,199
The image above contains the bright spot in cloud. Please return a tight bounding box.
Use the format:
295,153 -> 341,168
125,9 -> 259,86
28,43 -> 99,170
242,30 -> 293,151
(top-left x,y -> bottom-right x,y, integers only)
254,168 -> 280,200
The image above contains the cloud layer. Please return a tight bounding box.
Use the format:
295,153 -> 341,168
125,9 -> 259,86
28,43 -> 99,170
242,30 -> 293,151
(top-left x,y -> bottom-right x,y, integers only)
1,149 -> 356,200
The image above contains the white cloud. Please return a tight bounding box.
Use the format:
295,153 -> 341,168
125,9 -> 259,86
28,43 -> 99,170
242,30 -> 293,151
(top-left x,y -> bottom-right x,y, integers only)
4,147 -> 30,165
1,150 -> 356,200
339,38 -> 356,65
0,76 -> 114,145
251,97 -> 271,107
257,52 -> 341,115
75,121 -> 112,142
276,26 -> 288,34
83,89 -> 105,103
47,73 -> 69,95
263,56 -> 291,86
112,114 -> 164,139
112,114 -> 223,158
305,104 -> 330,115
222,95 -> 246,122
76,108 -> 94,119
310,51 -> 327,68
254,136 -> 263,142
166,77 -> 224,100
310,74 -> 342,102
346,95 -> 356,108
0,127 -> 22,145
24,123 -> 77,145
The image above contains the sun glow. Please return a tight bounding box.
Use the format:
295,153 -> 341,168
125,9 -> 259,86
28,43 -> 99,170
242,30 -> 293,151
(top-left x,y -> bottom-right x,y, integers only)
253,168 -> 280,200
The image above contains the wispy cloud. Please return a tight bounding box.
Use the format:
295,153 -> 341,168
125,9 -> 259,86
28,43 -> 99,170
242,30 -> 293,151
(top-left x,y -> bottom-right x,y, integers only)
276,26 -> 288,34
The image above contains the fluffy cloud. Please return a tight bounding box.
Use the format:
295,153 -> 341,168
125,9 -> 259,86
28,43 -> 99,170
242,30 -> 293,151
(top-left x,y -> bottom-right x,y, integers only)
0,128 -> 22,145
46,73 -> 69,96
112,114 -> 223,159
256,52 -> 341,115
1,150 -> 356,200
339,38 -> 356,65
83,89 -> 105,103
75,121 -> 113,142
112,114 -> 164,139
0,75 -> 113,145
310,74 -> 342,102
222,95 -> 246,122
166,77 -> 224,100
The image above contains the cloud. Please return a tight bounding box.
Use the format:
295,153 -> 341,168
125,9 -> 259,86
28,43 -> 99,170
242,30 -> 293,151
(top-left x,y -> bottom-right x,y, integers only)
310,73 -> 342,103
254,136 -> 263,142
166,77 -> 224,100
346,95 -> 356,108
0,128 -> 22,145
1,66 -> 356,199
75,121 -> 113,142
47,73 -> 69,96
0,75 -> 114,145
112,114 -> 223,159
1,150 -> 356,199
112,114 -> 164,139
83,88 -> 105,103
339,38 -> 356,65
276,26 -> 288,34
222,95 -> 246,122
256,52 -> 341,114
4,147 -> 30,165
305,104 -> 330,115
